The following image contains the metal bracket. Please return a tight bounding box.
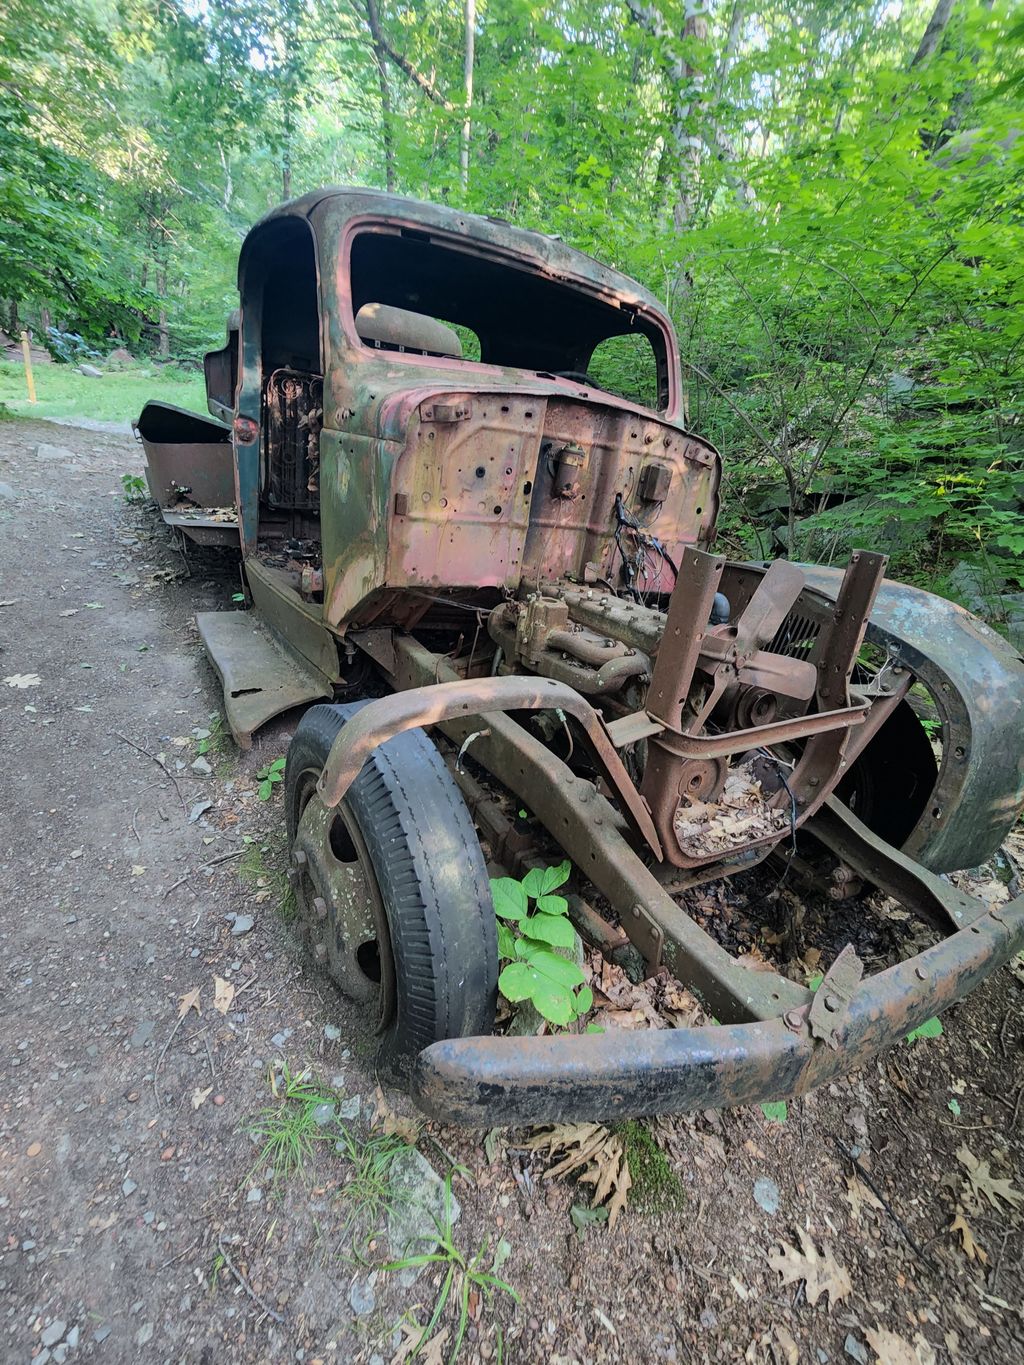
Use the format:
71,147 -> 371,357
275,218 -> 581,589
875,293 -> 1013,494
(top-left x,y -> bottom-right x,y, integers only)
625,902 -> 665,974
807,944 -> 864,1050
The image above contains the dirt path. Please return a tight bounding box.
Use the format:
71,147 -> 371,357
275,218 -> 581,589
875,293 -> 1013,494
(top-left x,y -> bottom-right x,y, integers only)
1,418 -> 1022,1365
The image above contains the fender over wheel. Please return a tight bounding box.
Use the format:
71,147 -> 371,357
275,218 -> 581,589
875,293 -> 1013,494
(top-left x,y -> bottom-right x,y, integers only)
285,702 -> 498,1081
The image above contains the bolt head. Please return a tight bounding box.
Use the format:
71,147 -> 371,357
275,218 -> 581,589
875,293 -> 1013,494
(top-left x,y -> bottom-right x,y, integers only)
292,849 -> 307,867
313,942 -> 328,963
313,896 -> 328,920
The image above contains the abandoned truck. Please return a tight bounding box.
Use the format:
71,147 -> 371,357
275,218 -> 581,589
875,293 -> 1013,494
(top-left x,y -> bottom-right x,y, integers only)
137,188 -> 1024,1125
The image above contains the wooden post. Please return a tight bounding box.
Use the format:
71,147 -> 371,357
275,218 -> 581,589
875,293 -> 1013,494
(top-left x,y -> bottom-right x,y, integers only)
20,330 -> 36,403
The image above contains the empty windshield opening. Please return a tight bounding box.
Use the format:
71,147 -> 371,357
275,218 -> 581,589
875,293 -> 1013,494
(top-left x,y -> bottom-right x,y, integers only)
348,227 -> 669,410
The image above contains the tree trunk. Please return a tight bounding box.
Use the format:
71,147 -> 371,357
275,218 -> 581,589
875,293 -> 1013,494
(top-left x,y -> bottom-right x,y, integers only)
910,0 -> 956,67
460,0 -> 476,193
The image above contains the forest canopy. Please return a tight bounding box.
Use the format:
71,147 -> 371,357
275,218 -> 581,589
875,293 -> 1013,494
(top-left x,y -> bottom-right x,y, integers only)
1,0 -> 1022,590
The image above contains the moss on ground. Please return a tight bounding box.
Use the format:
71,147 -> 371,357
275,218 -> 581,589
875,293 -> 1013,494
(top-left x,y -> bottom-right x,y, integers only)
617,1121 -> 686,1214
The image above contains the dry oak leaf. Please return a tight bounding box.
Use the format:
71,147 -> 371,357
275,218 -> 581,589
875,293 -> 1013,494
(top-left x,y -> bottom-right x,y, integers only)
864,1325 -> 936,1365
3,673 -> 41,688
767,1227 -> 852,1307
177,986 -> 201,1019
956,1144 -> 1024,1212
213,976 -> 235,1015
191,1085 -> 213,1110
949,1207 -> 988,1263
845,1173 -> 884,1222
525,1122 -> 632,1228
371,1085 -> 421,1144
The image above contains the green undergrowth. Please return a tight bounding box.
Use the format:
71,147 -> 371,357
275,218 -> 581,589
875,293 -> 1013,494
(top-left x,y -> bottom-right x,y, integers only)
239,834 -> 297,922
616,1121 -> 686,1214
0,360 -> 205,425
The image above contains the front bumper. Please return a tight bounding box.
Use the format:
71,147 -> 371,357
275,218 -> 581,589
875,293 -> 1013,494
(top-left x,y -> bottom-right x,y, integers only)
412,893 -> 1024,1125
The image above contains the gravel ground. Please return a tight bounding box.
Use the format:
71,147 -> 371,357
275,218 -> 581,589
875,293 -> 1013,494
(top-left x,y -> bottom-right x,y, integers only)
1,418 -> 1022,1365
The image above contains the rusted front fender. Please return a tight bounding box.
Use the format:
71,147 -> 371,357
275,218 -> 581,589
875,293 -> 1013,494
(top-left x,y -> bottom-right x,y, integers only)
412,894 -> 1024,1125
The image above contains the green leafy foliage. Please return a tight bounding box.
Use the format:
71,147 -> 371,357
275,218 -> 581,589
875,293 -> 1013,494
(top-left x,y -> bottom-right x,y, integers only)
761,1100 -> 788,1125
120,473 -> 146,503
491,860 -> 592,1027
256,756 -> 286,801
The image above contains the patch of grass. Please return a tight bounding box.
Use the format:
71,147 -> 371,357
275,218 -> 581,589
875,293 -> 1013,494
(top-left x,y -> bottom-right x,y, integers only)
238,834 -> 297,923
0,360 -> 206,425
248,1063 -> 336,1184
334,1127 -> 410,1261
616,1121 -> 686,1214
384,1169 -> 518,1362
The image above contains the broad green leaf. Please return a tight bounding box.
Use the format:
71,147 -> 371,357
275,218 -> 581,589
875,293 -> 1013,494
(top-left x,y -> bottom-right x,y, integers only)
535,893 -> 569,917
522,860 -> 571,900
530,977 -> 574,1026
490,877 -> 528,921
496,922 -> 517,961
761,1100 -> 788,1124
574,985 -> 594,1016
518,943 -> 586,990
520,912 -> 576,949
498,962 -> 539,1003
906,1016 -> 943,1043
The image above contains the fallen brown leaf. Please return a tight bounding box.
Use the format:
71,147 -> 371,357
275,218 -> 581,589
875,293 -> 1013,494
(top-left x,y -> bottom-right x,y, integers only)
178,986 -> 201,1019
213,976 -> 235,1015
949,1208 -> 988,1263
767,1227 -> 852,1308
526,1122 -> 633,1229
191,1085 -> 213,1110
956,1144 -> 1023,1212
864,1324 -> 936,1365
371,1085 -> 421,1144
845,1173 -> 884,1222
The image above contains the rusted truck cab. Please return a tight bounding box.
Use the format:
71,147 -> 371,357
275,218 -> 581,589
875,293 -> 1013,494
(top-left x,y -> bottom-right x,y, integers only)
139,189 -> 1024,1125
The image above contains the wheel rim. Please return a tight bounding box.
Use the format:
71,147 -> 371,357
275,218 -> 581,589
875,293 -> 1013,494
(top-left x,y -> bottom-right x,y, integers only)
291,769 -> 397,1034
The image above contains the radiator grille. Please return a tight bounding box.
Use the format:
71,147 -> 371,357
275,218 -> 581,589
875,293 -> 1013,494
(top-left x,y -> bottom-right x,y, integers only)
768,611 -> 822,658
264,369 -> 323,511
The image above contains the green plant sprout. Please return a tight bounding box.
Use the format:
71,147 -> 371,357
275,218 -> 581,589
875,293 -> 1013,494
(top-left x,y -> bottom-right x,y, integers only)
256,756 -> 286,800
384,1169 -> 517,1363
120,472 -> 146,502
490,860 -> 592,1027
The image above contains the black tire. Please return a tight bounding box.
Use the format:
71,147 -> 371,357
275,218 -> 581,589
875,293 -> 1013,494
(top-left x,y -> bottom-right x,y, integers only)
285,702 -> 497,1081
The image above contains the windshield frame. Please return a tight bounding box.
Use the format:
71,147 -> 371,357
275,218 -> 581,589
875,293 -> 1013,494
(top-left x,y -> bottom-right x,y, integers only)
336,215 -> 681,420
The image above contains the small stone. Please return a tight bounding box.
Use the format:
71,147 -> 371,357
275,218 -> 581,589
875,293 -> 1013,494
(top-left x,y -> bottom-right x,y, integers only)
94,1325 -> 111,1343
231,915 -> 254,937
122,1178 -> 138,1196
270,1028 -> 292,1047
188,800 -> 212,823
348,1272 -> 377,1316
753,1176 -> 780,1215
26,1141 -> 42,1158
0,481 -> 17,499
323,1024 -> 341,1042
65,1327 -> 80,1349
136,1322 -> 154,1346
143,1212 -> 155,1225
844,1336 -> 868,1365
312,1102 -> 335,1126
22,1240 -> 36,1251
41,1321 -> 67,1347
191,756 -> 213,776
78,364 -> 103,378
129,1020 -> 156,1048
337,1095 -> 360,1121
213,1094 -> 225,1106
160,1146 -> 175,1161
53,1346 -> 67,1364
247,1187 -> 263,1204
37,443 -> 77,461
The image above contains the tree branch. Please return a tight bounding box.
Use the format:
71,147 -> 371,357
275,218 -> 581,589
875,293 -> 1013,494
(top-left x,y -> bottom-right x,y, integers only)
363,0 -> 454,110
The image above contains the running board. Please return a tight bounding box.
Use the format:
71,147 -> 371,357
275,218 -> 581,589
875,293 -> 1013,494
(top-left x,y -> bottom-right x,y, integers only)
197,611 -> 332,748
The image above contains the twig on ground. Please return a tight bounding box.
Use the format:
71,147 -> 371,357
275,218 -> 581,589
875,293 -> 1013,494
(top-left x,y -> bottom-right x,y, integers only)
112,730 -> 188,814
203,1033 -> 216,1080
159,1237 -> 200,1270
833,1137 -> 941,1275
164,848 -> 245,897
154,1009 -> 191,1109
999,1008 -> 1012,1058
217,1235 -> 285,1324
131,806 -> 142,842
1011,1086 -> 1024,1132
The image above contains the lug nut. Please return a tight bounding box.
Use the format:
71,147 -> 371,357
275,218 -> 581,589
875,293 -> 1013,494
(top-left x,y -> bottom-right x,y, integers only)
313,896 -> 328,920
293,850 -> 307,867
